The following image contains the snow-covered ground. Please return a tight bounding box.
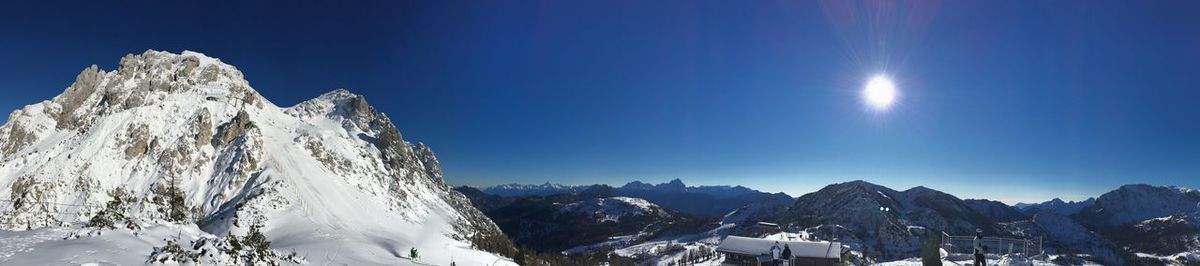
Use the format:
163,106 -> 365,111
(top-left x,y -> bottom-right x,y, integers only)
1136,251 -> 1200,265
876,254 -> 1061,266
0,225 -> 203,265
0,50 -> 514,265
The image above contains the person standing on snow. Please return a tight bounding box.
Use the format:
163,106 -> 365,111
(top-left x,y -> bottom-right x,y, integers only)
973,229 -> 985,266
771,241 -> 782,265
782,244 -> 793,265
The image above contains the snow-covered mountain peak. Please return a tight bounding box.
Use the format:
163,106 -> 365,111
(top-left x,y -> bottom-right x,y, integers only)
284,88 -> 378,124
1,50 -> 270,157
1077,184 -> 1200,228
783,181 -> 1005,260
308,88 -> 367,105
0,51 -> 514,265
113,49 -> 254,96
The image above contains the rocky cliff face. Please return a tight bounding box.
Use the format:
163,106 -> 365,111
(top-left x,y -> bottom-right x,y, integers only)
0,50 -> 511,265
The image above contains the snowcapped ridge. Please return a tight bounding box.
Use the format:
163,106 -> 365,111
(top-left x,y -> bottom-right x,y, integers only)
782,180 -> 1003,261
481,182 -> 583,197
1077,183 -> 1200,228
556,195 -> 662,222
0,50 -> 513,265
559,196 -> 662,222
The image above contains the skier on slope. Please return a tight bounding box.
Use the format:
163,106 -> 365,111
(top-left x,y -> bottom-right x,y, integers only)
973,228 -> 985,266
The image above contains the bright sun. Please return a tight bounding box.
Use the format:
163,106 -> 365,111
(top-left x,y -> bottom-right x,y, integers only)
863,75 -> 897,111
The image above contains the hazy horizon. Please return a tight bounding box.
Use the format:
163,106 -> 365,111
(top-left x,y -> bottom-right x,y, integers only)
454,176 -> 1125,205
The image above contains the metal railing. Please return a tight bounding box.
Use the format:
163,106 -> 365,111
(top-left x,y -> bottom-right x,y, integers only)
940,232 -> 1042,256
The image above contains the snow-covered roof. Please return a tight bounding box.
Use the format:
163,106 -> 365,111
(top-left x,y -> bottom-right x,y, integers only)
757,222 -> 779,227
716,236 -> 841,259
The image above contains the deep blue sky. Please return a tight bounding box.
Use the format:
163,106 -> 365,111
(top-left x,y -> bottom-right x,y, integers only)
2,1 -> 1199,203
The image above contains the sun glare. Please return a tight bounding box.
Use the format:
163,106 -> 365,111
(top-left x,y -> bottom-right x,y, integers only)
863,75 -> 897,111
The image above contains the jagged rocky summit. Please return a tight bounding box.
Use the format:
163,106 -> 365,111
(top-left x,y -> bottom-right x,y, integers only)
0,50 -> 513,265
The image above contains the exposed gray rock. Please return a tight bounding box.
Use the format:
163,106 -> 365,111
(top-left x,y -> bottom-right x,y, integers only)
1,122 -> 35,156
347,94 -> 374,121
199,65 -> 220,83
158,137 -> 196,177
371,116 -> 412,167
191,110 -> 213,147
240,89 -> 262,108
8,175 -> 38,210
180,56 -> 200,74
413,143 -> 445,187
211,110 -> 254,147
121,85 -> 148,109
55,65 -> 105,130
124,124 -> 151,159
0,51 -> 514,260
303,136 -> 353,175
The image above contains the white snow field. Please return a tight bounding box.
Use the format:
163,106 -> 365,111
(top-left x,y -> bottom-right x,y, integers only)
0,50 -> 515,265
560,196 -> 659,223
875,254 -> 1063,266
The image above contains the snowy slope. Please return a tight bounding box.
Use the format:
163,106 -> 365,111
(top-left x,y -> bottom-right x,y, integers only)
1071,184 -> 1200,263
0,50 -> 514,265
559,197 -> 660,223
1075,184 -> 1200,228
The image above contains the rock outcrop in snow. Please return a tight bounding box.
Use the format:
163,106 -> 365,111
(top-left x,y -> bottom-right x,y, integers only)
0,50 -> 513,265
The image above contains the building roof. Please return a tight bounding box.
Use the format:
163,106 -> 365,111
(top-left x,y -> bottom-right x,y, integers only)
715,236 -> 841,260
756,222 -> 779,227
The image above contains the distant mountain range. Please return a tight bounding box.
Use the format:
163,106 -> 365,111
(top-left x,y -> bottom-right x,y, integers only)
478,179 -> 794,217
963,199 -> 1028,223
456,184 -> 708,254
1016,197 -> 1096,217
481,182 -> 585,197
456,179 -> 791,254
784,181 -> 1200,264
461,179 -> 1200,265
